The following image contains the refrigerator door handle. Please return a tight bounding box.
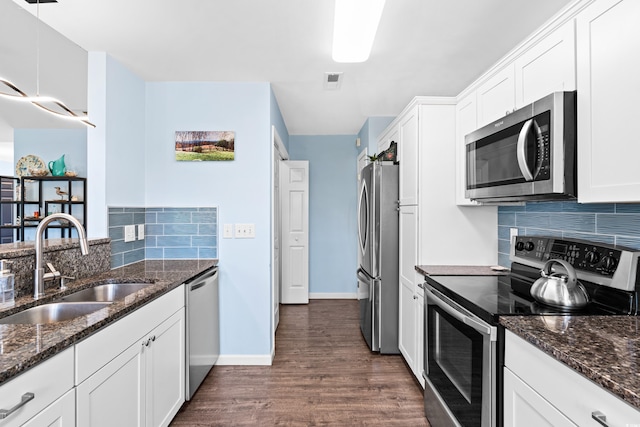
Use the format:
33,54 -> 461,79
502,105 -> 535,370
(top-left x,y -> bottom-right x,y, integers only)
357,267 -> 375,282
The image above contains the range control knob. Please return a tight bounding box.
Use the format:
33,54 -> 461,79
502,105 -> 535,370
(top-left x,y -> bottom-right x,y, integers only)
601,256 -> 617,271
585,251 -> 601,265
515,241 -> 525,251
524,241 -> 535,251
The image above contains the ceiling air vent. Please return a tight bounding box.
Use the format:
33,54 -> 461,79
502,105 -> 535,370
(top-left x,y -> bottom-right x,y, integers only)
324,72 -> 343,90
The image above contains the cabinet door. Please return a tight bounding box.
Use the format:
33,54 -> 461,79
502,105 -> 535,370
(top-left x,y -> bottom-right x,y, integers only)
576,0 -> 640,202
398,108 -> 419,206
146,310 -> 185,427
477,64 -> 516,127
455,92 -> 480,206
398,205 -> 418,371
504,368 -> 576,427
77,340 -> 145,427
515,20 -> 576,108
22,389 -> 76,427
377,125 -> 398,155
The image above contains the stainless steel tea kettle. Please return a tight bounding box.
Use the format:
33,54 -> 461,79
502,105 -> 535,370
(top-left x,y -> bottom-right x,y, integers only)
530,259 -> 589,309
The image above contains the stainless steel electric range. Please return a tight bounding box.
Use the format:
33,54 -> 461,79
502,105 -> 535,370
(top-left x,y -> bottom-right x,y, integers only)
421,235 -> 640,427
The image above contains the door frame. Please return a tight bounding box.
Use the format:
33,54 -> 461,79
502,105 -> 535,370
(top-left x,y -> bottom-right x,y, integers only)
271,126 -> 288,360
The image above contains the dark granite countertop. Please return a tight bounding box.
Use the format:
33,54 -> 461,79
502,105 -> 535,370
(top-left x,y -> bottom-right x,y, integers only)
416,265 -> 509,276
0,259 -> 217,386
500,316 -> 640,410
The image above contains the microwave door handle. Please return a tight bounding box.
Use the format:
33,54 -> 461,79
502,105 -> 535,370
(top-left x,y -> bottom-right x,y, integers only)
516,118 -> 535,181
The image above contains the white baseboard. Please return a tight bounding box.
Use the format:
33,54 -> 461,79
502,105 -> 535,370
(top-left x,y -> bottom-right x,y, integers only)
309,292 -> 357,299
216,354 -> 273,366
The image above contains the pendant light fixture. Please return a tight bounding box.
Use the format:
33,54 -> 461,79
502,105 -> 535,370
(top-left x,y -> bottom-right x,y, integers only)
0,0 -> 95,127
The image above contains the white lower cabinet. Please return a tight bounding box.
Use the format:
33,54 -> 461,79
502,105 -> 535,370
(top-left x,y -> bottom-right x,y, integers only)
76,286 -> 186,427
504,368 -> 576,427
22,389 -> 76,427
0,348 -> 74,427
505,330 -> 640,426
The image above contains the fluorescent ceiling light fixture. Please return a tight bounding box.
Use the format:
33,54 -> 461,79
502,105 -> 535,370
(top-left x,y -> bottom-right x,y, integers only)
332,0 -> 386,63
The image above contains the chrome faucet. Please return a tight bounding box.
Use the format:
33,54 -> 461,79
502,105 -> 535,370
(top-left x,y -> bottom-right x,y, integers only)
34,213 -> 89,299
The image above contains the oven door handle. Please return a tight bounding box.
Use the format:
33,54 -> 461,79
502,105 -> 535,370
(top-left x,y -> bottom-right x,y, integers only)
425,287 -> 496,340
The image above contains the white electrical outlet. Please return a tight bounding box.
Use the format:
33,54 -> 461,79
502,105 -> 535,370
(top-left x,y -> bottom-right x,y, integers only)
235,223 -> 256,239
137,224 -> 145,240
223,224 -> 233,239
510,227 -> 518,242
124,225 -> 136,242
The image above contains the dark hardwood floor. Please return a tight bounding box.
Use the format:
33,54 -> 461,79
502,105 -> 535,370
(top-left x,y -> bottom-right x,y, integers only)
171,299 -> 429,426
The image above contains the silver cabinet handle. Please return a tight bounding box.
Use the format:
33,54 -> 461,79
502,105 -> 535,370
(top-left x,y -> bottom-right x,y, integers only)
0,392 -> 35,419
418,283 -> 425,289
591,411 -> 609,427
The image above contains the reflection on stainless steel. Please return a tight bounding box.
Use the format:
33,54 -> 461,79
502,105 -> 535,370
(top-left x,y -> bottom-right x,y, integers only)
186,266 -> 219,400
59,283 -> 153,303
540,315 -> 571,333
0,302 -> 111,324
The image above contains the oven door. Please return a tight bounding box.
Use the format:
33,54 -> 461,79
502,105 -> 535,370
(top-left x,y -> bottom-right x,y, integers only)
423,286 -> 496,427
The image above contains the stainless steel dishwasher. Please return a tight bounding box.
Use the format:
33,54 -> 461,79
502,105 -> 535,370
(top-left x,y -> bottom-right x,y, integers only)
185,265 -> 219,400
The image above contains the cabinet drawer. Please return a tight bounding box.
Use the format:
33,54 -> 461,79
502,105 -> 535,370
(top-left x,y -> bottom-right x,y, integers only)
76,285 -> 184,384
0,348 -> 74,427
505,330 -> 640,426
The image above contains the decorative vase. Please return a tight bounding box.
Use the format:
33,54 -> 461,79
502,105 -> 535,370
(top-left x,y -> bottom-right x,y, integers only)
48,155 -> 66,176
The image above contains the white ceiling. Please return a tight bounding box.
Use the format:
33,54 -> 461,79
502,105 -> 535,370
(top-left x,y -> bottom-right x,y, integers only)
1,0 -> 575,138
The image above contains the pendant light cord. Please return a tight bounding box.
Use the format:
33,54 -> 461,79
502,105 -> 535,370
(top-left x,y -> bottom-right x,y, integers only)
36,0 -> 40,96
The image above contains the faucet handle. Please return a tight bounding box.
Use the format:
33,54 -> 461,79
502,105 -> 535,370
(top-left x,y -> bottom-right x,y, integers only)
46,263 -> 61,277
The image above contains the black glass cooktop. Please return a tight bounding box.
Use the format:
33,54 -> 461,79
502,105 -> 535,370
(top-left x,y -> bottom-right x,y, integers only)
424,273 -> 620,325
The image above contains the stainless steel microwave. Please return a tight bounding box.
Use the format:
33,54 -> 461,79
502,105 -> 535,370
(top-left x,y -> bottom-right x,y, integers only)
465,91 -> 576,202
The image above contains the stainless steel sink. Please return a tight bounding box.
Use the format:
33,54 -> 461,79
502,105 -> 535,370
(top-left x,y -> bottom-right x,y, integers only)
0,302 -> 112,324
58,283 -> 154,303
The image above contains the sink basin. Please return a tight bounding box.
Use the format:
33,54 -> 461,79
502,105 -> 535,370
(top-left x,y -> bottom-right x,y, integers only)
0,302 -> 112,324
59,283 -> 154,303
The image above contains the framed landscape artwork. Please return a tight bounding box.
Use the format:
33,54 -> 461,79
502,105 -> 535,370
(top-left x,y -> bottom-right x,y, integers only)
175,131 -> 235,161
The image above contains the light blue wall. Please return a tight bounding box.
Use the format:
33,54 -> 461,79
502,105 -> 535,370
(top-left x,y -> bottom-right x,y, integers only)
14,129 -> 87,177
105,55 -> 146,206
145,81 -> 272,357
289,135 -> 359,296
270,87 -> 289,152
498,201 -> 640,266
357,116 -> 394,156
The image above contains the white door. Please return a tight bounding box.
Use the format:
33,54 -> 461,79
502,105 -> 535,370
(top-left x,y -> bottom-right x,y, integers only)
280,160 -> 309,304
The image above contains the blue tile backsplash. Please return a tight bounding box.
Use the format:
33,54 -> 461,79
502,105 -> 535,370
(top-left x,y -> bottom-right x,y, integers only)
109,207 -> 217,268
498,201 -> 640,267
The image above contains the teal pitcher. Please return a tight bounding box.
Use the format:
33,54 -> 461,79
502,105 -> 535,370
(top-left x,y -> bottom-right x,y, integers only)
48,155 -> 66,176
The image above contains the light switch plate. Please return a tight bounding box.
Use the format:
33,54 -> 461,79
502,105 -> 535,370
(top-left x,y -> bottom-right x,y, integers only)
124,225 -> 136,242
235,223 -> 255,238
223,223 -> 233,239
137,224 -> 145,240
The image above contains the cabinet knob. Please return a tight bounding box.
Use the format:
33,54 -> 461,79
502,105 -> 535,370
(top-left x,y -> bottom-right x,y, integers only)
413,295 -> 418,300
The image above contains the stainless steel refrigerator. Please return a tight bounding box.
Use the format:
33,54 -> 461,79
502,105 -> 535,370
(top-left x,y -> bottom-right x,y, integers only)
357,162 -> 399,354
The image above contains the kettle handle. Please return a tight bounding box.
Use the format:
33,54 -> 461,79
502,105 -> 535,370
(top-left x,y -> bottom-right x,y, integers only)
541,259 -> 578,289
47,161 -> 53,171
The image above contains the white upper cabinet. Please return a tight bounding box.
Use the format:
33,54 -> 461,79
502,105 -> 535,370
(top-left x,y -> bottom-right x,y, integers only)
398,108 -> 419,206
476,64 -> 516,128
514,20 -> 576,107
576,0 -> 640,202
454,91 -> 480,206
377,125 -> 398,155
